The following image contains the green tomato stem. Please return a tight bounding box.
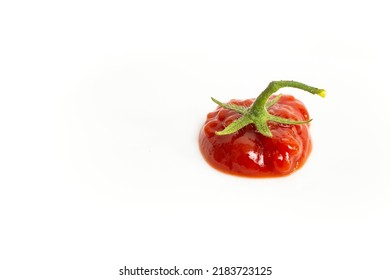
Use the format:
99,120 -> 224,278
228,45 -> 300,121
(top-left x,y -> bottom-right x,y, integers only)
211,80 -> 325,138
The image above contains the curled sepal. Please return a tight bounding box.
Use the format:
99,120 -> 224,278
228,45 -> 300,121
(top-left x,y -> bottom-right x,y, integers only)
268,115 -> 312,125
211,80 -> 325,138
215,116 -> 251,136
211,97 -> 248,115
265,94 -> 282,109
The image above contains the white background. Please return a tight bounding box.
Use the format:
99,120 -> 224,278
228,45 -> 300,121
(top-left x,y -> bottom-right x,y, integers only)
1,1 -> 389,279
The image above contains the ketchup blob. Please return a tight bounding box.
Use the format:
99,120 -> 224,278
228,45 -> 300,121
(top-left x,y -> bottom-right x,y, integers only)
199,95 -> 312,177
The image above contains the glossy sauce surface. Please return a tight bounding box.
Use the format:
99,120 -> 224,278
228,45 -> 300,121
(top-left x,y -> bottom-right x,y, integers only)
199,95 -> 312,177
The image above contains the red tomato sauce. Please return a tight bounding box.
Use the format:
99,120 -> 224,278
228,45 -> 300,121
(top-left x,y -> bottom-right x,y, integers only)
199,95 -> 312,177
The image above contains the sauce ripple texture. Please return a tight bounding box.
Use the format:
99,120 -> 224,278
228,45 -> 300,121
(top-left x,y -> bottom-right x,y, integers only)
199,95 -> 312,177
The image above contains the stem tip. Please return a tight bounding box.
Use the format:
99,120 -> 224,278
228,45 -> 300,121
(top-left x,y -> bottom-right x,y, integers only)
318,90 -> 326,98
